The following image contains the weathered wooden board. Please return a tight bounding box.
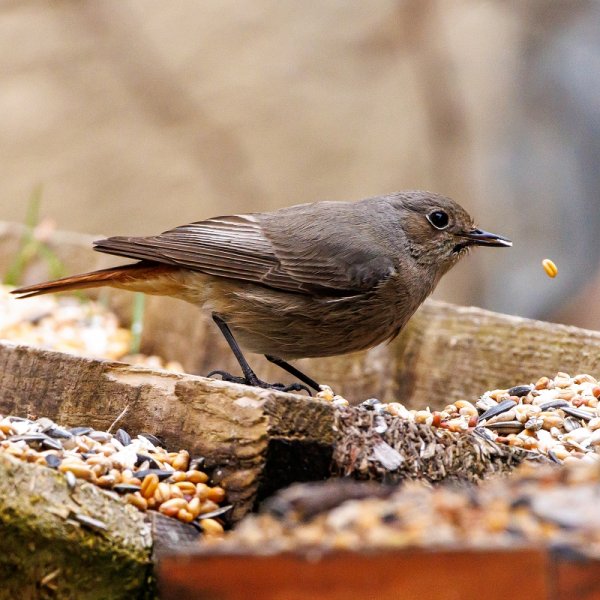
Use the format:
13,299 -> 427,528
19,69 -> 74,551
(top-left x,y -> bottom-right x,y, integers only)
3,221 -> 600,408
392,301 -> 600,409
0,451 -> 152,600
0,340 -> 531,521
0,341 -> 335,521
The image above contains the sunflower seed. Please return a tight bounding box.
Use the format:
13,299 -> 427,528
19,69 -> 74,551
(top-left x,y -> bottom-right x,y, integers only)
45,454 -> 62,468
189,456 -> 206,471
525,417 -> 543,432
562,407 -> 593,422
478,400 -> 517,423
563,417 -> 583,432
547,450 -> 563,464
136,453 -> 162,469
72,513 -> 108,532
539,400 -> 569,411
41,437 -> 64,451
35,417 -> 56,432
197,505 -> 233,520
485,421 -> 524,433
112,483 -> 142,494
135,469 -> 173,481
507,385 -> 532,397
69,427 -> 92,436
47,427 -> 73,439
115,428 -> 132,446
88,430 -> 112,443
139,433 -> 163,447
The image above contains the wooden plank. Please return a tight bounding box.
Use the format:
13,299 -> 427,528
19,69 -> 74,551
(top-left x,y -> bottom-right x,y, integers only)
157,548 -> 550,600
0,340 -> 335,521
0,340 -> 530,519
553,551 -> 600,600
0,451 -> 151,600
4,221 -> 600,408
392,301 -> 600,409
0,342 -> 539,596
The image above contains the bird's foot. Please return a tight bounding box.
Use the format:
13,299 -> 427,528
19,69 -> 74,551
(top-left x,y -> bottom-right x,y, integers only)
206,370 -> 247,386
268,381 -> 313,395
207,370 -> 312,395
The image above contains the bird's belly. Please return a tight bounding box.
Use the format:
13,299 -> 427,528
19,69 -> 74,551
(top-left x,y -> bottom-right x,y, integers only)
210,282 -> 406,360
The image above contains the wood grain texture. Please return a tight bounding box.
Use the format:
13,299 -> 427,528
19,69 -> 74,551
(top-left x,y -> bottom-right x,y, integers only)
0,340 -> 318,520
0,339 -> 530,520
387,301 -> 600,407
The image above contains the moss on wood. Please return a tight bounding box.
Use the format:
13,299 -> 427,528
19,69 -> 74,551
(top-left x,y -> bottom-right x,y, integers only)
0,453 -> 152,600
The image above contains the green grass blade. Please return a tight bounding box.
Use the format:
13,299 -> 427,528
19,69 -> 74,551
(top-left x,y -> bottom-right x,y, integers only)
129,293 -> 146,354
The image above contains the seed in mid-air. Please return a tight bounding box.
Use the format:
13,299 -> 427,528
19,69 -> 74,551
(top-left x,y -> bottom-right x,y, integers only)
542,259 -> 558,278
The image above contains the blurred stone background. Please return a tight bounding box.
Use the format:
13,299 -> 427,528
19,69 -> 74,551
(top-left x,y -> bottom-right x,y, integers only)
1,0 -> 599,327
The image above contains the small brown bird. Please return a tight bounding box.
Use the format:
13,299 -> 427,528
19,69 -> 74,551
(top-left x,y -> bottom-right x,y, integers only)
12,191 -> 511,393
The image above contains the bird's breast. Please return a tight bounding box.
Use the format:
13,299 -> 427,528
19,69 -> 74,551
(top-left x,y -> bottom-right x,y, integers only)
208,278 -> 419,360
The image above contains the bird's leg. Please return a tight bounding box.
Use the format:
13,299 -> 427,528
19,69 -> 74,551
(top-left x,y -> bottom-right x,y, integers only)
207,314 -> 311,395
208,315 -> 259,385
264,355 -> 321,392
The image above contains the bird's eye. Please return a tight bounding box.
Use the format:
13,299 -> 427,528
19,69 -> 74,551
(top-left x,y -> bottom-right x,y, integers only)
427,210 -> 450,230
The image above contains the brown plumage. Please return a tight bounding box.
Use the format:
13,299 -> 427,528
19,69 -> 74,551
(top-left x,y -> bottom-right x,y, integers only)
12,191 -> 511,392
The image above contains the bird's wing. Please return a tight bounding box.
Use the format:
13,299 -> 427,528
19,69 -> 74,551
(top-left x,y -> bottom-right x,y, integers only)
93,211 -> 395,296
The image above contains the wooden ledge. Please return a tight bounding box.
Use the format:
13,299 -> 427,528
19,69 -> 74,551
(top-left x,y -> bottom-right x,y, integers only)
0,340 -> 334,521
0,339 -> 533,524
0,452 -> 151,599
158,547 -> 600,600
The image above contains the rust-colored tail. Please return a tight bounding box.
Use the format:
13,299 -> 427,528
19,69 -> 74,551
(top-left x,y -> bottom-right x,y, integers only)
11,262 -> 176,298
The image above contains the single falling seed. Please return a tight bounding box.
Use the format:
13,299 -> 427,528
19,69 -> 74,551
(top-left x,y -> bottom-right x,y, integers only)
542,258 -> 558,278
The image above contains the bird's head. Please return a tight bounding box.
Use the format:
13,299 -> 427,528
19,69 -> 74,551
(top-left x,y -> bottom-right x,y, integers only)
387,191 -> 512,273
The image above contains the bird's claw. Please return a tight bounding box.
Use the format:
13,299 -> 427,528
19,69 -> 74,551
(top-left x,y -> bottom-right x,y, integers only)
206,370 -> 247,385
269,382 -> 313,395
207,370 -> 312,395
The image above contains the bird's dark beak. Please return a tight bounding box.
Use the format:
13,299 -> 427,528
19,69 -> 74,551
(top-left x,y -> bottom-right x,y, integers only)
462,228 -> 512,248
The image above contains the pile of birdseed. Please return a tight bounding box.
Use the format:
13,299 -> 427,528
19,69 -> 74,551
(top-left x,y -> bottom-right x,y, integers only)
210,458 -> 600,555
0,414 -> 229,536
376,372 -> 600,464
0,284 -> 183,371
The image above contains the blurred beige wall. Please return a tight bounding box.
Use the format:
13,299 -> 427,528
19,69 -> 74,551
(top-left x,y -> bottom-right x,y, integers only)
4,1 -> 597,324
